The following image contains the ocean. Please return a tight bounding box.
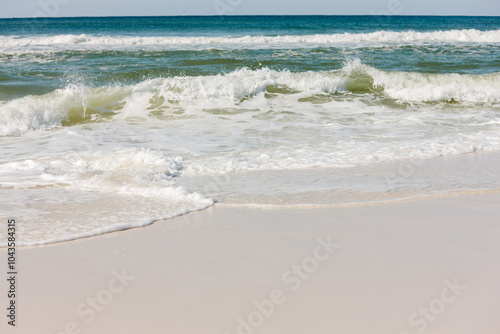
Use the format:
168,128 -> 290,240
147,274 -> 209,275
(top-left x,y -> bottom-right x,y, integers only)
1,16 -> 500,245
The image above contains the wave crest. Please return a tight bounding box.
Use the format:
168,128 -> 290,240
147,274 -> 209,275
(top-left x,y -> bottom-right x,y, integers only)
2,60 -> 500,136
1,29 -> 499,51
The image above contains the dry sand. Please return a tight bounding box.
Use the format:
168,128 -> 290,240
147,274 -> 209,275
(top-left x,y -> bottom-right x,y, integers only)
1,192 -> 500,334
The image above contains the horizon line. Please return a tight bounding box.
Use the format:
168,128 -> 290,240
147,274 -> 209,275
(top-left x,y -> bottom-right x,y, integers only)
1,14 -> 500,19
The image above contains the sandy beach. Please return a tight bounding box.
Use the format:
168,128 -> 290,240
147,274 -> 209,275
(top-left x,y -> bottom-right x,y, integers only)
2,191 -> 500,334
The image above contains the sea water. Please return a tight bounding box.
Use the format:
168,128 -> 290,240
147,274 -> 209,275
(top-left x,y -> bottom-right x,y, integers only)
1,16 -> 500,245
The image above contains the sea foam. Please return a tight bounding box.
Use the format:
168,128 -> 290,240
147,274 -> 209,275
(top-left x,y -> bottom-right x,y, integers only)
2,60 -> 500,136
0,148 -> 213,246
1,29 -> 499,52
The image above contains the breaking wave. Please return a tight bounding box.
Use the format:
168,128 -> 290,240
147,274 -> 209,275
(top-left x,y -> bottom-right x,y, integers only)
1,29 -> 499,51
2,59 -> 500,136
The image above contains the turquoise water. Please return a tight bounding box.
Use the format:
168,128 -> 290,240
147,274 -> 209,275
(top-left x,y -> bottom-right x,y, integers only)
1,16 -> 500,99
1,16 -> 500,245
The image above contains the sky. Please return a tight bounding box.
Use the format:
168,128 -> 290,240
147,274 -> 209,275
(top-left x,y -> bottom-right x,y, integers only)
0,0 -> 499,18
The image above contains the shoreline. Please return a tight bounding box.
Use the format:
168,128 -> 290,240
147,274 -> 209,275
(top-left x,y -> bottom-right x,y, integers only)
1,191 -> 500,333
4,188 -> 500,249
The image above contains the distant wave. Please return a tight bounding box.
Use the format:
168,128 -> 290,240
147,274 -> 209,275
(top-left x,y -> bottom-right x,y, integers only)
1,29 -> 499,51
2,59 -> 500,136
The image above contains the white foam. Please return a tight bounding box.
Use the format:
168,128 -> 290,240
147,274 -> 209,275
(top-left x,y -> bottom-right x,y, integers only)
344,59 -> 500,103
181,130 -> 500,175
0,148 -> 212,200
1,29 -> 499,52
0,148 -> 213,246
0,84 -> 131,136
154,63 -> 500,104
2,62 -> 500,137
